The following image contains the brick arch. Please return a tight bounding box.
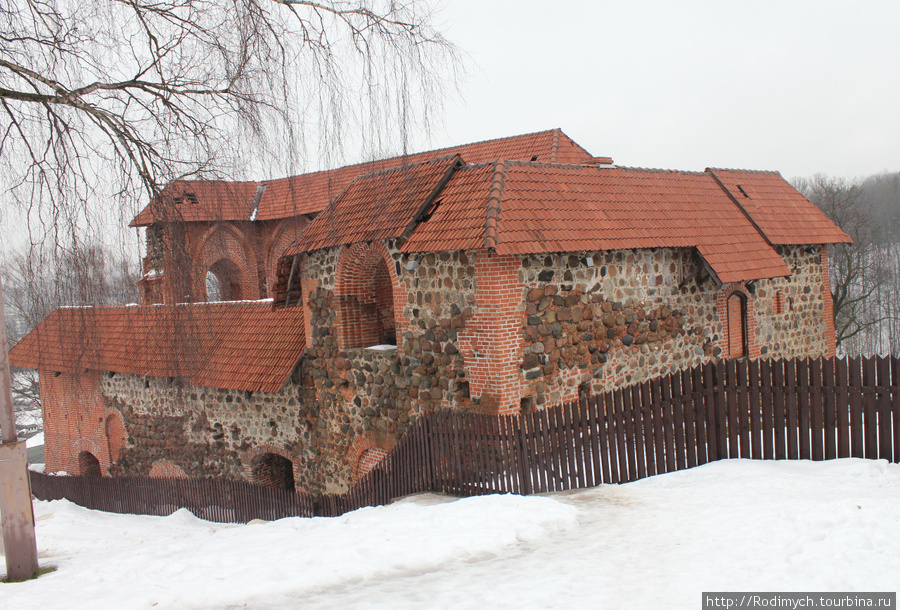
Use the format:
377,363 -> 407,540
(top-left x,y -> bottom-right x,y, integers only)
242,444 -> 298,489
334,242 -> 406,350
72,437 -> 108,476
104,408 -> 127,463
149,460 -> 188,479
192,222 -> 260,301
265,217 -> 310,296
348,434 -> 396,484
716,283 -> 758,359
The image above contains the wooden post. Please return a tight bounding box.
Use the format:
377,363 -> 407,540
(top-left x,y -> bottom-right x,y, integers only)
0,271 -> 40,581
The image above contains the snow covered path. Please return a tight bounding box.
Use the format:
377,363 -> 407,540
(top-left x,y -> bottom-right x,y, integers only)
3,459 -> 899,609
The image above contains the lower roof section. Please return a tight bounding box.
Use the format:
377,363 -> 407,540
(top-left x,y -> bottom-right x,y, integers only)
9,301 -> 305,393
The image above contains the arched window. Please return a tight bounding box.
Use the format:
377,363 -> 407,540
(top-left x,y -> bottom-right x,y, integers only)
206,258 -> 245,301
726,291 -> 748,358
78,451 -> 102,477
251,452 -> 295,491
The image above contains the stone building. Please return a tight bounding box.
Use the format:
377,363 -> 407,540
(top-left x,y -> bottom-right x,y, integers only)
11,130 -> 850,494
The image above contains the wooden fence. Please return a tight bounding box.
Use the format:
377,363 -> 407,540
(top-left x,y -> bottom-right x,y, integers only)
30,355 -> 900,522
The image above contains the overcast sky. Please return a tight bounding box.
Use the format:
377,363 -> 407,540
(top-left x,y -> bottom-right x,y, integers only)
417,0 -> 900,180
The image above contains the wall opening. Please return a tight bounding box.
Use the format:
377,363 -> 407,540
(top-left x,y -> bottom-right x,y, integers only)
206,258 -> 245,302
251,452 -> 295,491
78,451 -> 102,477
339,255 -> 396,348
726,291 -> 748,358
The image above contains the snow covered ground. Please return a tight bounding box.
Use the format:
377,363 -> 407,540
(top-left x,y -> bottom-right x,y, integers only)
3,458 -> 899,609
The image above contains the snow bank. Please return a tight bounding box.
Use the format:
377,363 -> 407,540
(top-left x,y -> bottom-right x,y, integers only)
2,493 -> 574,609
2,459 -> 898,609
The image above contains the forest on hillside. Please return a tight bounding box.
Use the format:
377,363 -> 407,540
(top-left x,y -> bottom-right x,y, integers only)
793,171 -> 900,356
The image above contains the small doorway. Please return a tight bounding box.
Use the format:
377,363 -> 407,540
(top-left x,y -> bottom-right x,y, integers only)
251,453 -> 295,491
78,451 -> 102,477
726,291 -> 748,358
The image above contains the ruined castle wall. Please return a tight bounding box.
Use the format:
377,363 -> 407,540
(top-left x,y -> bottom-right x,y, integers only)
98,372 -> 332,491
299,242 -> 479,491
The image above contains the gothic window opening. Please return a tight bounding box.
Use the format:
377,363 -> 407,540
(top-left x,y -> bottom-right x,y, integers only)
206,258 -> 244,302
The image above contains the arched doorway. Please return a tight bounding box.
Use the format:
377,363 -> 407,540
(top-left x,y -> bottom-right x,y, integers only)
78,451 -> 102,477
250,452 -> 295,491
206,258 -> 245,302
726,291 -> 748,358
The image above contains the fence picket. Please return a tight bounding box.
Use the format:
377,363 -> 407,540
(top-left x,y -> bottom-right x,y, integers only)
737,360 -> 751,459
877,357 -> 893,462
692,366 -> 708,466
748,360 -> 761,460
760,359 -> 774,459
892,356 -> 900,464
671,373 -> 686,470
798,358 -> 811,460
622,386 -> 639,481
849,357 -> 864,458
823,358 -> 837,460
629,385 -> 647,479
785,359 -> 799,460
810,358 -> 824,461
863,357 -> 879,459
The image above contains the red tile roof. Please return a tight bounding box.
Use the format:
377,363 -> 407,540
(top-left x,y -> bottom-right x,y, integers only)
286,155 -> 462,254
402,162 -> 793,283
130,181 -> 260,227
708,169 -> 852,245
9,302 -> 305,393
130,129 -> 591,226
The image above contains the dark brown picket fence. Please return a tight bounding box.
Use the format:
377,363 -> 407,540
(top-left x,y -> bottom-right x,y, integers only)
30,355 -> 900,522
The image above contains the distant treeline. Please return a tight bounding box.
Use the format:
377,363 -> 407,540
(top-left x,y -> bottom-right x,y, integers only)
793,171 -> 900,356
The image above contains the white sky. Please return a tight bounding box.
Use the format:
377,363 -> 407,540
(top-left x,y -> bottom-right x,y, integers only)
420,0 -> 900,180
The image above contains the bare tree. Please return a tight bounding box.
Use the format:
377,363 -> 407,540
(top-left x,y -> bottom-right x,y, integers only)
0,0 -> 459,398
0,0 -> 458,578
794,174 -> 889,353
1,0 -> 458,238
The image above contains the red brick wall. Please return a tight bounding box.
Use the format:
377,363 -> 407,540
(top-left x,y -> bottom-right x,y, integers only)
264,217 -> 310,297
821,248 -> 837,357
40,370 -> 118,475
726,292 -> 747,358
717,284 -> 759,359
334,242 -> 407,350
149,460 -> 188,478
348,435 -> 395,483
191,222 -> 261,302
459,252 -> 524,414
356,447 -> 388,480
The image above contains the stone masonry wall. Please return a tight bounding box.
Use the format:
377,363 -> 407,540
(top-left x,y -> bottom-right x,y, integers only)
299,241 -> 479,491
517,246 -> 833,407
100,372 -> 328,492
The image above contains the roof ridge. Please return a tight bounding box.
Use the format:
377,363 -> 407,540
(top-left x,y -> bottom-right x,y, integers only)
706,167 -> 782,175
344,152 -> 463,182
491,160 -> 714,176
483,160 -> 507,250
259,129 -> 562,185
